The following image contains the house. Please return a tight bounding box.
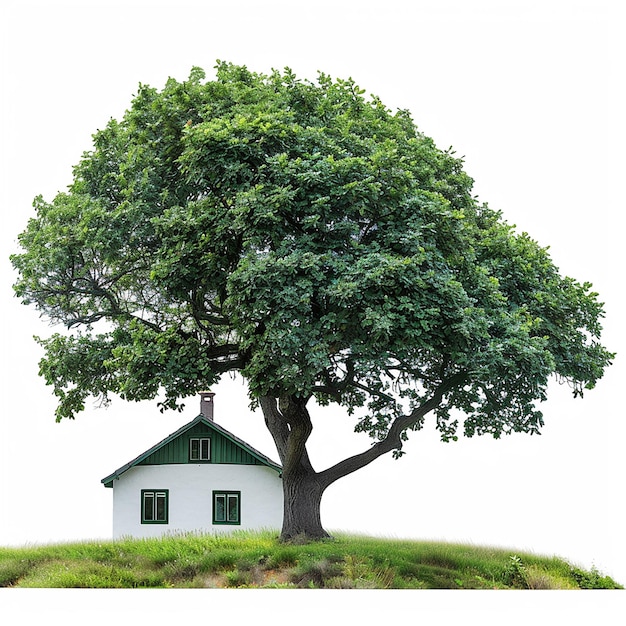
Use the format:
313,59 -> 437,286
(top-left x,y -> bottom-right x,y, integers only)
101,392 -> 283,538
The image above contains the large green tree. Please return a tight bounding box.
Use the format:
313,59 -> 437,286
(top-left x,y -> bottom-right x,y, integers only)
12,64 -> 613,540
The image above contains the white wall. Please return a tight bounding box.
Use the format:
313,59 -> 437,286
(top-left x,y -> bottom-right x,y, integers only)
111,464 -> 283,538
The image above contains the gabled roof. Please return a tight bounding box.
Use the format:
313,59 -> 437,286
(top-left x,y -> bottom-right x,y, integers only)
101,414 -> 282,488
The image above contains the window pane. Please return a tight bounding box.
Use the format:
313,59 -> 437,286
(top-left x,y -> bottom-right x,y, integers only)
200,438 -> 210,460
215,494 -> 225,522
156,492 -> 167,521
143,492 -> 154,521
190,439 -> 199,460
227,494 -> 239,522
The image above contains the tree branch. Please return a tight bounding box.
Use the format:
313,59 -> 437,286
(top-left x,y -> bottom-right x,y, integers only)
259,396 -> 290,463
259,395 -> 316,477
317,371 -> 468,489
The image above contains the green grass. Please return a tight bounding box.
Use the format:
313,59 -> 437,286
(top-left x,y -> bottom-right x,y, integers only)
0,531 -> 622,589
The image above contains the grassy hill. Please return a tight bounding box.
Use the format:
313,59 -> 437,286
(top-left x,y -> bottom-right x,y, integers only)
0,531 -> 621,589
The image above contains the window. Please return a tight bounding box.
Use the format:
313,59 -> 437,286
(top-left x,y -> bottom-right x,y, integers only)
189,437 -> 210,461
141,490 -> 169,524
213,491 -> 240,525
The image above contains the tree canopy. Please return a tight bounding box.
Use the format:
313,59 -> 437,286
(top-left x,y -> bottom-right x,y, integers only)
11,63 -> 614,538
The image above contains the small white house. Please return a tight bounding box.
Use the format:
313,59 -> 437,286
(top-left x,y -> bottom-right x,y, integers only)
101,392 -> 283,538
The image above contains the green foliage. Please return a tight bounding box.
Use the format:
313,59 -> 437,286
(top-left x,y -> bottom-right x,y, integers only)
503,554 -> 529,588
11,62 -> 613,452
1,532 -> 621,589
571,565 -> 623,589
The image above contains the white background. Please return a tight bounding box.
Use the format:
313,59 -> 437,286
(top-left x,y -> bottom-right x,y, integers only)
1,0 -> 624,620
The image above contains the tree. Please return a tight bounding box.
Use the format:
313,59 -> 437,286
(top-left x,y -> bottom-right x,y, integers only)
11,63 -> 614,540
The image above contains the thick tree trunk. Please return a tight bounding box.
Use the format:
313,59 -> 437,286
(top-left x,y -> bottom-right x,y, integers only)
280,469 -> 329,541
259,395 -> 330,541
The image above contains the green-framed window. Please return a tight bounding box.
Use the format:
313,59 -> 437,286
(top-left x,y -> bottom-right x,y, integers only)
189,437 -> 210,461
141,489 -> 169,524
213,491 -> 240,525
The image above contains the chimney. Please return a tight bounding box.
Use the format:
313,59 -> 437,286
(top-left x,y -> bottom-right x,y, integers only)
199,391 -> 215,420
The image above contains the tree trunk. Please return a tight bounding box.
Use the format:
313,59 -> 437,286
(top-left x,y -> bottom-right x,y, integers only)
259,395 -> 330,541
280,469 -> 329,541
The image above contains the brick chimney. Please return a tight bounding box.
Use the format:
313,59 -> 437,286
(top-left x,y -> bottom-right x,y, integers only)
199,391 -> 215,420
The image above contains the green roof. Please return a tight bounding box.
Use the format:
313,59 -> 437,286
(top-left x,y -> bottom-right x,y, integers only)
101,415 -> 282,488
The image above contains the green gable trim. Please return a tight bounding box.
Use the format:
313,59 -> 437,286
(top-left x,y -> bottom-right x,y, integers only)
101,415 -> 282,488
136,421 -> 265,467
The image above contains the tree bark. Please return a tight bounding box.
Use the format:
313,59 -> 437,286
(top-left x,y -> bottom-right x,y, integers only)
280,468 -> 329,541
